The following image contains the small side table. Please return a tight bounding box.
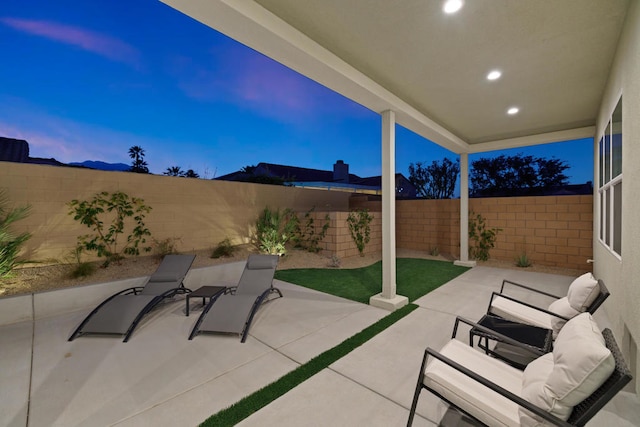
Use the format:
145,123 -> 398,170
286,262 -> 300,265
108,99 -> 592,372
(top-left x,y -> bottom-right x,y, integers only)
470,314 -> 553,369
186,286 -> 226,316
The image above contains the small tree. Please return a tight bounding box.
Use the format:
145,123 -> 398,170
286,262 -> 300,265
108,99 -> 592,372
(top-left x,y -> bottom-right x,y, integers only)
0,190 -> 31,278
347,209 -> 373,256
68,191 -> 152,266
468,211 -> 501,261
408,157 -> 459,199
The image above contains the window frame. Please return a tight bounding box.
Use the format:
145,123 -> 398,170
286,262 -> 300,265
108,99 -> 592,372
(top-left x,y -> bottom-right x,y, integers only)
598,96 -> 622,259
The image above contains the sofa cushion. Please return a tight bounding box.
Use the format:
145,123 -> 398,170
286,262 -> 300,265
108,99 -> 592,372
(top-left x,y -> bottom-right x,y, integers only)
547,297 -> 580,338
490,296 -> 553,330
424,339 -> 523,427
566,273 -> 599,312
519,313 -> 614,424
519,353 -> 554,427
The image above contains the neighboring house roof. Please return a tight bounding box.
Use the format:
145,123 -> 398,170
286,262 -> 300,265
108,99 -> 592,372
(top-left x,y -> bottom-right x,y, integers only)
216,160 -> 418,197
0,136 -> 66,166
0,137 -> 29,162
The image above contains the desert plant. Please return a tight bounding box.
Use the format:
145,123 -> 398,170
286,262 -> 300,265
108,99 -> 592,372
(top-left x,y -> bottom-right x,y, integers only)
293,208 -> 330,253
430,246 -> 440,257
211,238 -> 236,258
154,237 -> 180,258
68,191 -> 152,267
0,189 -> 32,278
67,245 -> 97,279
346,209 -> 373,257
255,207 -> 297,256
515,252 -> 532,268
328,254 -> 341,268
468,211 -> 501,261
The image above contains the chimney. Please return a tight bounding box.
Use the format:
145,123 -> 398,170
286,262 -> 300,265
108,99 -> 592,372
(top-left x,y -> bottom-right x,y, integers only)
333,160 -> 349,183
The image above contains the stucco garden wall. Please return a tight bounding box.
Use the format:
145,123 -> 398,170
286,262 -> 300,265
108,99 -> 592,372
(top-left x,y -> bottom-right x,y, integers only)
1,162 -> 351,263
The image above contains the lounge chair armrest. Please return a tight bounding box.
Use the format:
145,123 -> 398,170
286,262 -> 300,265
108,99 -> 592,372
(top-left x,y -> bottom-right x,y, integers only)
224,286 -> 238,295
489,292 -> 571,322
424,347 -> 572,427
119,286 -> 145,296
500,279 -> 563,300
452,316 -> 546,357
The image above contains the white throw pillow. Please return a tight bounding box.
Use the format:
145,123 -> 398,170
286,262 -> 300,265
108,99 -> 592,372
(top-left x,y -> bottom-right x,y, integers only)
548,297 -> 580,338
519,354 -> 554,427
519,313 -> 614,425
566,272 -> 599,312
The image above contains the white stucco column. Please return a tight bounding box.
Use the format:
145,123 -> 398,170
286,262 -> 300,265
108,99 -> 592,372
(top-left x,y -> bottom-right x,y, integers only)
455,153 -> 476,267
370,110 -> 409,310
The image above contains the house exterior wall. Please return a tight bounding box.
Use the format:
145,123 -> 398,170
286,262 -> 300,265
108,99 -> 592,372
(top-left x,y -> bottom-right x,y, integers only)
593,0 -> 640,393
1,162 -> 351,262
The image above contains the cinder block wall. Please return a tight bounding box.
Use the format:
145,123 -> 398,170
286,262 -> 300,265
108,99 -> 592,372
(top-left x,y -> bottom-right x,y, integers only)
305,211 -> 382,258
1,162 -> 351,262
349,194 -> 593,270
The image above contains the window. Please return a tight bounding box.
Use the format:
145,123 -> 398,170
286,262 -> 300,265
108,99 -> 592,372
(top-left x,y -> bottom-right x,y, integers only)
598,96 -> 622,257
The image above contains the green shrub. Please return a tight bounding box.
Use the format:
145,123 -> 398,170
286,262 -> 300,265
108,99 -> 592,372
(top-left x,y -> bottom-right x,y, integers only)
255,207 -> 297,256
468,211 -> 501,261
293,208 -> 330,253
68,191 -> 152,267
346,209 -> 373,257
70,262 -> 97,278
0,189 -> 32,278
211,238 -> 236,258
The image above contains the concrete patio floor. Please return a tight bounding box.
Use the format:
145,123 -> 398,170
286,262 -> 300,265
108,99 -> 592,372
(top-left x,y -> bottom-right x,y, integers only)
1,263 -> 638,426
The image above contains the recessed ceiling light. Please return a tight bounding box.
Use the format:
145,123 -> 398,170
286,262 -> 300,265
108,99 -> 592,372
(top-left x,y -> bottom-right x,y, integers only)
507,107 -> 519,115
487,70 -> 502,81
443,0 -> 464,14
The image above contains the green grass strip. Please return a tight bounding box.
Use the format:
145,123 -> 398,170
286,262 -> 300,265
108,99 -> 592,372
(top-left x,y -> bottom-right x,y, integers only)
200,303 -> 419,427
275,258 -> 470,303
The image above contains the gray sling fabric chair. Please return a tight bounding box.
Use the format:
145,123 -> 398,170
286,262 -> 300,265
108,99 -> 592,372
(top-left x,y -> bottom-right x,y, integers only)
69,254 -> 195,342
189,254 -> 281,342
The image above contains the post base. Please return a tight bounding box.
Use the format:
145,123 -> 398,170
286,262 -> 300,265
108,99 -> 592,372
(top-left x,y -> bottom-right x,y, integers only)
454,260 -> 477,267
369,293 -> 409,311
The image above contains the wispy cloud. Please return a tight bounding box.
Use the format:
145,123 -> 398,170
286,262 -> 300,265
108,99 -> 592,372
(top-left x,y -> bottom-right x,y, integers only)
0,17 -> 141,69
169,45 -> 367,124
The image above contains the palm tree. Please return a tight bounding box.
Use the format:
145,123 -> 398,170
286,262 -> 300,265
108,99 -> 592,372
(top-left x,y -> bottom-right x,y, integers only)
164,166 -> 184,177
128,146 -> 149,173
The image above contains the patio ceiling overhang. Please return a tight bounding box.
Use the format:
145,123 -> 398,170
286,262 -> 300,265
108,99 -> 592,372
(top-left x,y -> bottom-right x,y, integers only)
160,0 -> 628,153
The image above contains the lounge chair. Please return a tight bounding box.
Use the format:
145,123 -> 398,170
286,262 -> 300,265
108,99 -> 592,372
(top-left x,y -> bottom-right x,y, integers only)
407,313 -> 632,426
488,272 -> 609,338
189,254 -> 281,342
69,254 -> 196,342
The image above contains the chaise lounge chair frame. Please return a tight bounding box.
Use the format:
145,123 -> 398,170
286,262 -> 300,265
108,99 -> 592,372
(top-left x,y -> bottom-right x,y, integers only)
407,316 -> 632,427
189,254 -> 281,342
68,254 -> 195,342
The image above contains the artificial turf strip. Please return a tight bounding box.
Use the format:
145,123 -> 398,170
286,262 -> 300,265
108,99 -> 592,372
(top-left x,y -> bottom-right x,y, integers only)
200,303 -> 419,427
274,258 -> 470,303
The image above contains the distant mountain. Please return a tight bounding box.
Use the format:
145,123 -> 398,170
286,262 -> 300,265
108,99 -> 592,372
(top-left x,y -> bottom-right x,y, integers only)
69,160 -> 130,171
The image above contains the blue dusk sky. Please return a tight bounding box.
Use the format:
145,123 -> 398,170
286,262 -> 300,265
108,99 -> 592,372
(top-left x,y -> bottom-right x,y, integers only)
1,0 -> 593,184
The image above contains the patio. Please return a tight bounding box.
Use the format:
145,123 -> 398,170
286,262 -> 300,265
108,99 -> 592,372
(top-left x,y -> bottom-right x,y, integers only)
1,262 -> 638,426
